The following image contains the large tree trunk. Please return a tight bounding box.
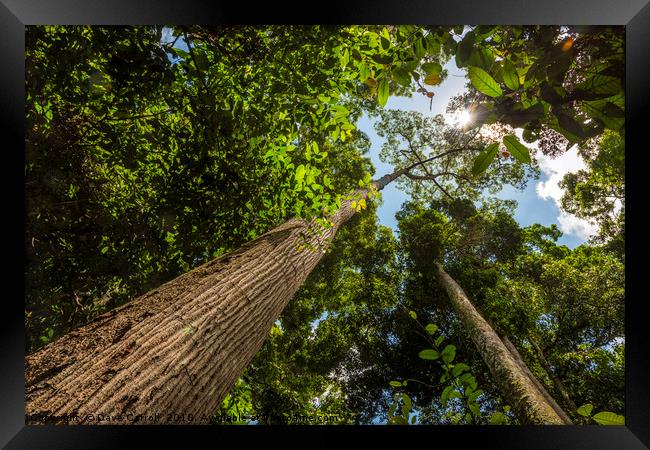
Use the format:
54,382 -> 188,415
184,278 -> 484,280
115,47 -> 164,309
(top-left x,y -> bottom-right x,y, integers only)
501,335 -> 572,424
434,262 -> 566,425
529,337 -> 578,413
26,182 -> 382,424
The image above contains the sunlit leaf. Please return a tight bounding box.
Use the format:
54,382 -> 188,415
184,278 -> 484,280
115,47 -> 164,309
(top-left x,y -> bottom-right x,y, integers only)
472,143 -> 499,175
502,135 -> 531,164
467,66 -> 502,97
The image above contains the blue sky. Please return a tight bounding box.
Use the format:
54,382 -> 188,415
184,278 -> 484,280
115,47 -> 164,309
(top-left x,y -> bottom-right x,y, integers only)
356,59 -> 594,249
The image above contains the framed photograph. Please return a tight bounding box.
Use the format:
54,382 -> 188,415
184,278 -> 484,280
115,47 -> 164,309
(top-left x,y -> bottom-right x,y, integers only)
2,0 -> 648,448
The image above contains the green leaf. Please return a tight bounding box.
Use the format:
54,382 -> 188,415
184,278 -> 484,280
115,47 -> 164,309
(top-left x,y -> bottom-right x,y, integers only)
452,363 -> 469,377
556,111 -> 587,139
455,32 -> 475,67
472,143 -> 499,175
468,402 -> 481,416
592,411 -> 625,425
581,74 -> 621,96
413,37 -> 426,59
425,323 -> 438,335
358,62 -> 370,82
389,381 -> 402,387
424,73 -> 442,86
441,385 -> 454,408
421,62 -> 442,75
408,310 -> 417,319
393,416 -> 408,425
371,54 -> 393,65
459,373 -> 478,390
502,60 -> 520,90
489,412 -> 506,425
502,135 -> 532,164
295,164 -> 306,181
468,389 -> 483,403
467,66 -> 503,98
378,77 -> 389,107
401,393 -> 412,413
435,335 -> 444,347
603,102 -> 625,118
418,349 -> 440,360
392,67 -> 412,87
441,345 -> 456,363
577,404 -> 593,417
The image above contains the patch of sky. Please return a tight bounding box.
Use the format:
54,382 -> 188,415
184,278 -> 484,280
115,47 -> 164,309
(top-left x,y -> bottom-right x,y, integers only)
356,59 -> 594,249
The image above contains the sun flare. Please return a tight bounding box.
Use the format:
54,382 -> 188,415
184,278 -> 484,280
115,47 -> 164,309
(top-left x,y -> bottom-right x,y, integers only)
457,109 -> 472,126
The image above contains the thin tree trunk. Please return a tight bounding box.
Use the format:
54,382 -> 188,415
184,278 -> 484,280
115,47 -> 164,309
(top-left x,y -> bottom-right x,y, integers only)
434,262 -> 565,425
501,335 -> 572,424
529,337 -> 578,413
26,177 -> 390,424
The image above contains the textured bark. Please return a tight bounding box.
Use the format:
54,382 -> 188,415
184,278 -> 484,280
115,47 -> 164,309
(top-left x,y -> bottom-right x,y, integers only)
434,262 -> 565,425
529,337 -> 578,413
26,186 -> 373,425
501,336 -> 572,424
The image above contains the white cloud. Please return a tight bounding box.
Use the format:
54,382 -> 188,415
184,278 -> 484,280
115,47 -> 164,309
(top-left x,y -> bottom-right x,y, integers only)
535,148 -> 599,241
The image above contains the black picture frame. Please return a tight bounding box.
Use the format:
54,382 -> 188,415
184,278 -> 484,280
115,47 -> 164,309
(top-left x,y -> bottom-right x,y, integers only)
2,1 -> 648,448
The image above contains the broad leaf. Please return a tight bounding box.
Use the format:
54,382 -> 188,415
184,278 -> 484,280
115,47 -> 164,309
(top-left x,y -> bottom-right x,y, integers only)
489,412 -> 506,425
502,135 -> 532,164
425,323 -> 438,335
468,66 -> 503,97
378,77 -> 389,107
441,344 -> 456,363
392,67 -> 412,87
418,349 -> 440,360
592,411 -> 625,425
577,404 -> 593,417
441,385 -> 454,408
424,73 -> 442,86
452,363 -> 469,377
422,62 -> 442,75
502,60 -> 520,90
472,143 -> 499,175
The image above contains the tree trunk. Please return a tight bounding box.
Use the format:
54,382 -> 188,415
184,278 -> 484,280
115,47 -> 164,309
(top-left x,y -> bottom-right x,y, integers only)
434,262 -> 566,425
529,337 -> 578,413
501,335 -> 572,424
26,182 -> 382,424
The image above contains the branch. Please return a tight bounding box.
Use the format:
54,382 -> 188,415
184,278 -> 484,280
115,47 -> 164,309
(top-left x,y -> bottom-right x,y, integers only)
182,32 -> 212,96
404,171 -> 454,200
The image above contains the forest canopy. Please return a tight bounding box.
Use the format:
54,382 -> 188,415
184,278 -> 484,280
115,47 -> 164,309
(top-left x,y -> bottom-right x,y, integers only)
25,25 -> 624,426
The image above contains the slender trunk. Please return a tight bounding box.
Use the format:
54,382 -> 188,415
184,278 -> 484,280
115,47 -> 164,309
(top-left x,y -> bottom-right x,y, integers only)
529,337 -> 578,413
501,336 -> 572,424
434,262 -> 565,425
26,176 -> 391,424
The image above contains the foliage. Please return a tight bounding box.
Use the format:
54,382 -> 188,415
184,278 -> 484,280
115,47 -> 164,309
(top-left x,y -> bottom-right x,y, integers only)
452,26 -> 624,156
389,315 -> 512,425
374,109 -> 538,202
576,403 -> 625,425
560,130 -> 624,252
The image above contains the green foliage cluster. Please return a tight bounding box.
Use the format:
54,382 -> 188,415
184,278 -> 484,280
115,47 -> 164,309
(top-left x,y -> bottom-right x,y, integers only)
389,313 -> 511,425
455,26 -> 624,154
